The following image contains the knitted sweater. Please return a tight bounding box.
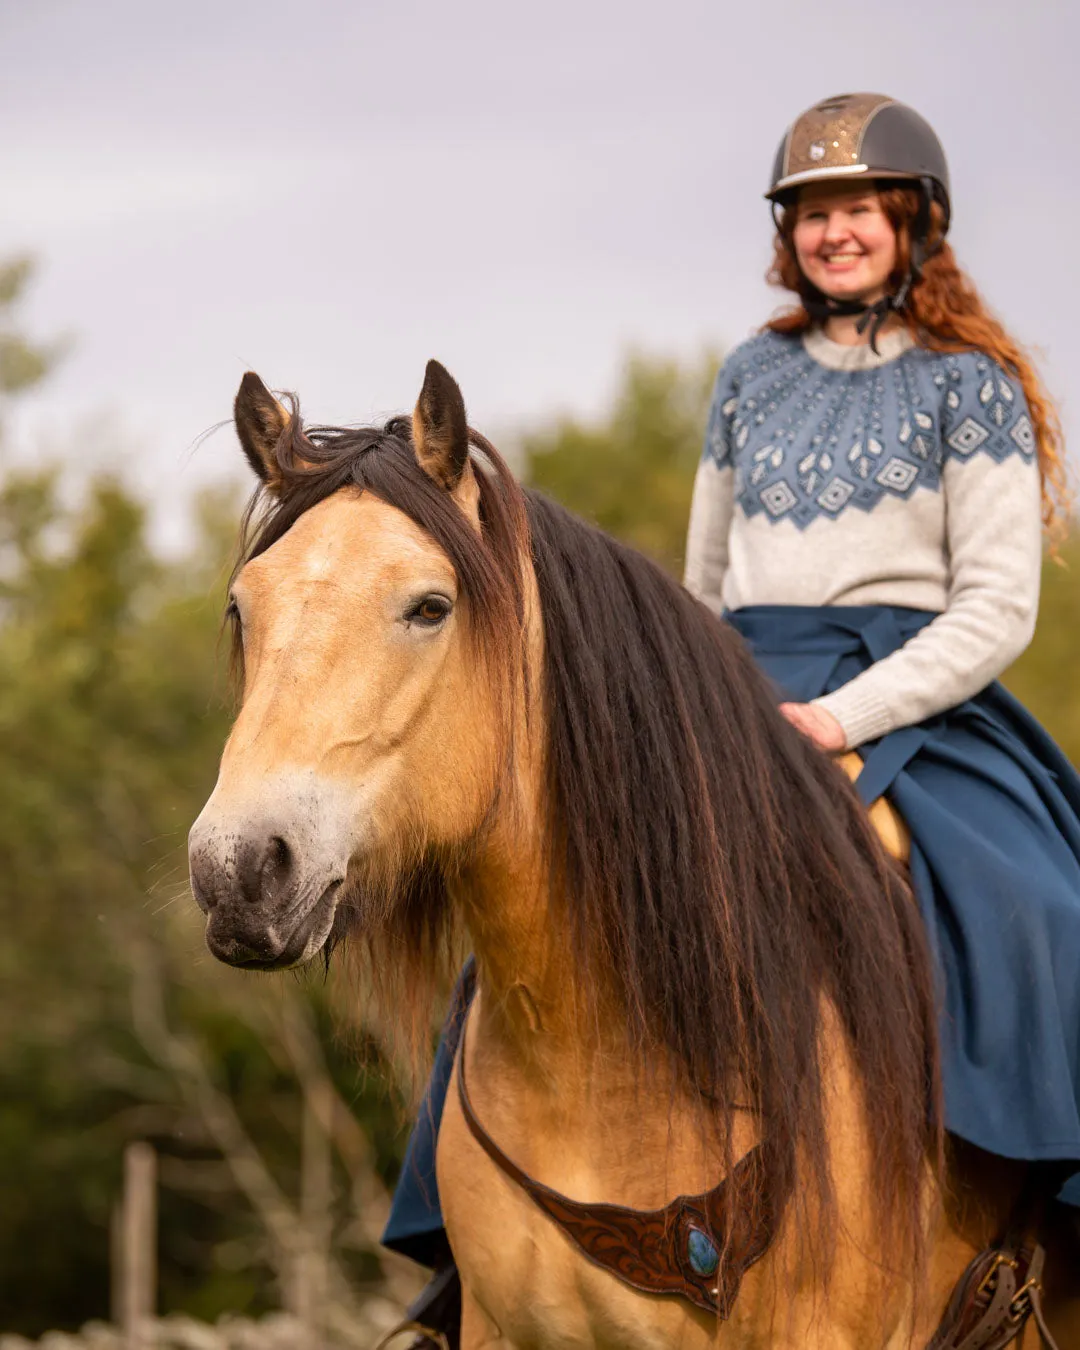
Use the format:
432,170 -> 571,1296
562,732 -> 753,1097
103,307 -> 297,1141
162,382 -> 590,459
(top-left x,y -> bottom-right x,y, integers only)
683,326 -> 1043,749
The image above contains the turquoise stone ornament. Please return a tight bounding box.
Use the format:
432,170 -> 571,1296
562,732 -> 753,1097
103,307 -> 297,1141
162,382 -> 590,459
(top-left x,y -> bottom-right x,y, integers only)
687,1227 -> 720,1278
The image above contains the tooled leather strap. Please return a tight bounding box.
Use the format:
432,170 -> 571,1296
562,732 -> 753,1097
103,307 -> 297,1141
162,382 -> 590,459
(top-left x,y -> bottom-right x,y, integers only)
454,1015 -> 779,1317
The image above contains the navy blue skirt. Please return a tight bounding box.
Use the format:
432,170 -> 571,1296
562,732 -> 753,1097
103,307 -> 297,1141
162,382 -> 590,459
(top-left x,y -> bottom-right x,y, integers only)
728,605 -> 1080,1204
384,604 -> 1080,1260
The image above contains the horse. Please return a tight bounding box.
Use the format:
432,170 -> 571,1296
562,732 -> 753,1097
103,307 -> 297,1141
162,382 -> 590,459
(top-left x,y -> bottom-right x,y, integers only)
188,361 -> 1078,1348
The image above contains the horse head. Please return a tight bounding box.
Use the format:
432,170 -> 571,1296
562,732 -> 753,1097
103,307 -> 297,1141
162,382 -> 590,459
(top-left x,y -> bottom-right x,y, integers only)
188,362 -> 524,971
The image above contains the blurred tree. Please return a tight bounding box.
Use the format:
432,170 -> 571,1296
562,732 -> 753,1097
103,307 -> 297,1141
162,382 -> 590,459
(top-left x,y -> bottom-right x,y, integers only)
522,349 -> 720,575
1003,541 -> 1080,763
0,257 -> 65,416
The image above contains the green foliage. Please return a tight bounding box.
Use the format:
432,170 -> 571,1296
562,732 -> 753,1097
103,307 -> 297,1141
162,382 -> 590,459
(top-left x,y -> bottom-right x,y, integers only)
0,257 -> 64,402
522,349 -> 720,575
1004,541 -> 1080,762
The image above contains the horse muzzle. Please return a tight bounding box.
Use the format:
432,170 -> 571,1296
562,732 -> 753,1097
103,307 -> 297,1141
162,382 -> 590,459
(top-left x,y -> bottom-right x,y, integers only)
188,785 -> 353,969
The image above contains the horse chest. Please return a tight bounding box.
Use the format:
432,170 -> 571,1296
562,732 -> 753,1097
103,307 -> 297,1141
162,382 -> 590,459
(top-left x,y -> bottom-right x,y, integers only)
436,1075 -> 720,1350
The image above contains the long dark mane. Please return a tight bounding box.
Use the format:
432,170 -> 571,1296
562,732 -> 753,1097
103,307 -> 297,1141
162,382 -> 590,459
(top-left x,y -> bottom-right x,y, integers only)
231,402 -> 942,1284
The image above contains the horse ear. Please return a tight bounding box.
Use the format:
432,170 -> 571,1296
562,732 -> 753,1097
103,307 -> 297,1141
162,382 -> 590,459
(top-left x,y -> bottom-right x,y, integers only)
234,372 -> 289,487
413,360 -> 470,491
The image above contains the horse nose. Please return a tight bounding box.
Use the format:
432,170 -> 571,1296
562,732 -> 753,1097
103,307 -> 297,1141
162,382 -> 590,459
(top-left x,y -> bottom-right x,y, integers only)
187,780 -> 354,969
238,834 -> 295,907
189,829 -> 298,913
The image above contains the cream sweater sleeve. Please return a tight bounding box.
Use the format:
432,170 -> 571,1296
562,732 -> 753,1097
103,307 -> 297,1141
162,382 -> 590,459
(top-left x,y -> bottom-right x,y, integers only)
683,368 -> 737,617
814,375 -> 1043,749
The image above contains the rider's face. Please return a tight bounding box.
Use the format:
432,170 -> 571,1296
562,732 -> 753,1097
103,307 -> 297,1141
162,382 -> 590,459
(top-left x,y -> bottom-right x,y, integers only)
792,184 -> 898,305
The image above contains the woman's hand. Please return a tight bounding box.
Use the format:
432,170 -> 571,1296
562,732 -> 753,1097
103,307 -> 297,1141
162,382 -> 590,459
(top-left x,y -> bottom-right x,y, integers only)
779,702 -> 846,753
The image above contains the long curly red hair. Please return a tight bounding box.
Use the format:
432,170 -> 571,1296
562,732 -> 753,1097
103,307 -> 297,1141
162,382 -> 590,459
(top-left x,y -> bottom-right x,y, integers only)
766,185 -> 1072,544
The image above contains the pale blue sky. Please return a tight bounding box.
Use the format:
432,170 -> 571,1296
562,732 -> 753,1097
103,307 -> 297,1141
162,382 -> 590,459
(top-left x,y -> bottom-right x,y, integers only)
1,0 -> 1076,547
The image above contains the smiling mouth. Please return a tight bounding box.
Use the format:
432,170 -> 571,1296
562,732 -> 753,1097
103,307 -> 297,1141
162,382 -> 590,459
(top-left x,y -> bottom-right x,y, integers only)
820,252 -> 865,266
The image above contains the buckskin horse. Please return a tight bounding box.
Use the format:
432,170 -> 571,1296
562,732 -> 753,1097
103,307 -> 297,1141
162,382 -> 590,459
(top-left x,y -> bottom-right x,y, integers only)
188,362 -> 1078,1348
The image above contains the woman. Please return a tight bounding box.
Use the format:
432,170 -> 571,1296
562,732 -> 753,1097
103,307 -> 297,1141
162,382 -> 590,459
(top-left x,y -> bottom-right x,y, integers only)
685,91 -> 1080,1210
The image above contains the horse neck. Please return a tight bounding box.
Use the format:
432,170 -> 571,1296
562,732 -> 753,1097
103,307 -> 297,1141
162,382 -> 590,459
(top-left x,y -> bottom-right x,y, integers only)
456,776 -> 600,1054
445,575 -> 760,1207
451,774 -> 755,1218
454,573 -> 623,1065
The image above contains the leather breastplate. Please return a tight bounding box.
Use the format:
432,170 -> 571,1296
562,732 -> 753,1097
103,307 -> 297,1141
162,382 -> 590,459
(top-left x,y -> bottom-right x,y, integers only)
454,1018 -> 780,1317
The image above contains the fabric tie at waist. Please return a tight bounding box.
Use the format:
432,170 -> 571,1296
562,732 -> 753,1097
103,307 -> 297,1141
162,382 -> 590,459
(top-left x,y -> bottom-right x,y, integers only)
726,605 -> 935,804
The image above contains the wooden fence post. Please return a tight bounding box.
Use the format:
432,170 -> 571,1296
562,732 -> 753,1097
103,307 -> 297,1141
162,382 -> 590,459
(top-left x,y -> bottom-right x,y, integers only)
117,1141 -> 157,1349
295,1090 -> 332,1341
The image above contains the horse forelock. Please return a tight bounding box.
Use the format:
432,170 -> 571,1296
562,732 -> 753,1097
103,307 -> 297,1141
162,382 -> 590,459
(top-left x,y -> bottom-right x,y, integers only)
228,400 -> 941,1287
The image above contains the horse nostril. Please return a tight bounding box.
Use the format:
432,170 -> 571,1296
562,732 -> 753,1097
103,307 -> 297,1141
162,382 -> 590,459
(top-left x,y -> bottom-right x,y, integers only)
257,834 -> 293,903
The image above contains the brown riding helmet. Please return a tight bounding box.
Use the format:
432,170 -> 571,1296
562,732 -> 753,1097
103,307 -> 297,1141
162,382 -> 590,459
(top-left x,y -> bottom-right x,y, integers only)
766,92 -> 951,232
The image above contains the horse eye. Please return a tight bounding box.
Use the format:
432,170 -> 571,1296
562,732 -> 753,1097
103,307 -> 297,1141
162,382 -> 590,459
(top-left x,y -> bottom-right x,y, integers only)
409,595 -> 452,626
225,595 -> 242,625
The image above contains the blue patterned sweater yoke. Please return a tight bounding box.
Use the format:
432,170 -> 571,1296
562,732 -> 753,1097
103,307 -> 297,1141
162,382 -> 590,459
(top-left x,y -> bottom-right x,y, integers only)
683,327 -> 1043,749
711,328 -> 1034,528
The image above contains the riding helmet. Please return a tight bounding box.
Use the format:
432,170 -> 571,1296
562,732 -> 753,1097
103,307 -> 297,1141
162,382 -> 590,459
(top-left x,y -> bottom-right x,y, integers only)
766,91 -> 951,231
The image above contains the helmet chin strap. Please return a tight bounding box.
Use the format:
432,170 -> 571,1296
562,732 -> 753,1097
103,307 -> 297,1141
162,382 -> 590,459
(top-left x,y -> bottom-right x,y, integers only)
803,290 -> 903,355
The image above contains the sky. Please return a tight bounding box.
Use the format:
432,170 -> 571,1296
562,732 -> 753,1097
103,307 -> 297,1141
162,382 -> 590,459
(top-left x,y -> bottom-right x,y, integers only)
1,0 -> 1077,549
